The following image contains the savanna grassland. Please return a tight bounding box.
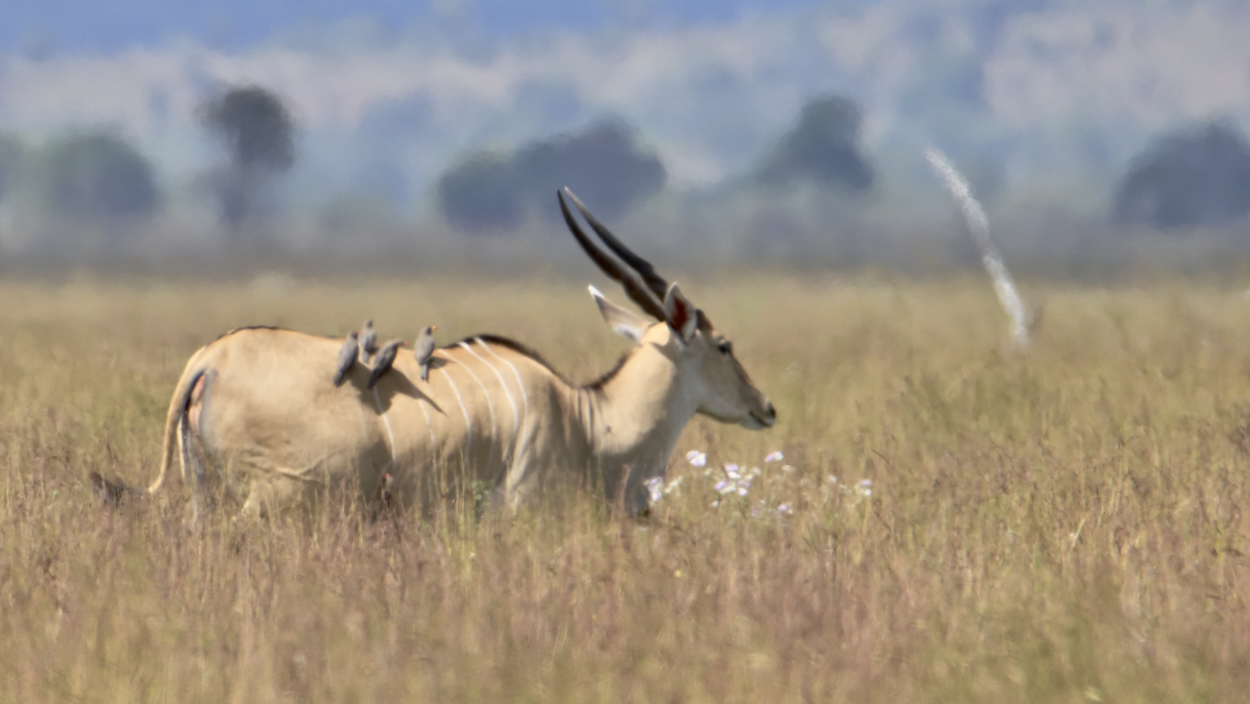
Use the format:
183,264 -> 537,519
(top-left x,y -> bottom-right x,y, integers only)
1,271 -> 1248,703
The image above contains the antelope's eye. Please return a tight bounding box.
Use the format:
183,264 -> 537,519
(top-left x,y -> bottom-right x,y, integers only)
718,340 -> 733,355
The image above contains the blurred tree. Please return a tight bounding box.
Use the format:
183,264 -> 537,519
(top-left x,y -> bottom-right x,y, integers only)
753,96 -> 875,193
437,153 -> 522,232
32,131 -> 159,223
513,121 -> 666,220
437,120 -> 666,234
1115,120 -> 1250,230
200,84 -> 296,236
0,133 -> 23,204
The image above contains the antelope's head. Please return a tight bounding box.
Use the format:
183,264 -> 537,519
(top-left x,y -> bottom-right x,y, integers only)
559,189 -> 777,431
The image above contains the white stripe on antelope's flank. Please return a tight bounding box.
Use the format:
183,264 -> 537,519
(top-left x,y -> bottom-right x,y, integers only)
478,337 -> 528,415
438,367 -> 473,457
449,348 -> 498,450
461,341 -> 519,436
372,388 -> 397,465
478,337 -> 530,476
416,395 -> 436,447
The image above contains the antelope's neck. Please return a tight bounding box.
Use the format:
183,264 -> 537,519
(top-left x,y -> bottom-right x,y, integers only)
582,344 -> 695,477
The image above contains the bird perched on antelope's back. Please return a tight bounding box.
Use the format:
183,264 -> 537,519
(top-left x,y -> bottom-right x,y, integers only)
332,331 -> 359,386
358,319 -> 378,363
413,325 -> 438,381
368,339 -> 407,389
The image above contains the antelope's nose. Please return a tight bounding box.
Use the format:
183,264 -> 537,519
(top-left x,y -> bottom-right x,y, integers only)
763,401 -> 777,425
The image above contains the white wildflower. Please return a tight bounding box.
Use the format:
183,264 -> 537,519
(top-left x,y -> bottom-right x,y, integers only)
714,464 -> 752,497
644,476 -> 664,503
686,450 -> 707,468
765,451 -> 784,463
777,503 -> 793,515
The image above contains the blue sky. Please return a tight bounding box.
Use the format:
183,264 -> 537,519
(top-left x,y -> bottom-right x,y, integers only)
2,0 -> 835,53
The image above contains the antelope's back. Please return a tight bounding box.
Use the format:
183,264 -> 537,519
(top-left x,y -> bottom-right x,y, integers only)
191,328 -> 393,496
189,328 -> 575,508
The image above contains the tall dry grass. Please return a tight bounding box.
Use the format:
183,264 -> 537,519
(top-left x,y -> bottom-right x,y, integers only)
0,272 -> 1248,702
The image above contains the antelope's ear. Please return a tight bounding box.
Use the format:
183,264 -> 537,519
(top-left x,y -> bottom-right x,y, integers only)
663,283 -> 699,343
589,285 -> 647,344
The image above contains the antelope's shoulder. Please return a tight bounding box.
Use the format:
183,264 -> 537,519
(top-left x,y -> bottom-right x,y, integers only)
447,335 -> 572,382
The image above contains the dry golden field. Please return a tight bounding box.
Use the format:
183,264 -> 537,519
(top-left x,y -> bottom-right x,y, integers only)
1,271 -> 1248,702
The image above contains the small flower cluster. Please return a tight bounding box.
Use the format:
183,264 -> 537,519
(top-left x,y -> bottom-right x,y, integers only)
818,475 -> 875,507
714,463 -> 758,497
691,449 -> 792,513
648,449 -> 878,519
643,475 -> 684,504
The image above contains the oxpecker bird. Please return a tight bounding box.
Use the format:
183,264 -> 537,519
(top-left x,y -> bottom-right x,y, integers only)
413,325 -> 438,381
332,331 -> 359,386
368,339 -> 406,389
358,319 -> 378,362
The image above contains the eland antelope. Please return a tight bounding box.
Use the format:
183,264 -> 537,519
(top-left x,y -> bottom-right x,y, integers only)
95,189 -> 776,518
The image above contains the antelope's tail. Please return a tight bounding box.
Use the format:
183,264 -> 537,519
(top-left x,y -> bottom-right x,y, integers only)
90,355 -> 209,505
149,366 -> 209,494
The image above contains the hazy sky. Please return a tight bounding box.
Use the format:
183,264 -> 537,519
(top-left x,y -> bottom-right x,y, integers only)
3,0 -> 838,52
1,0 -> 1247,224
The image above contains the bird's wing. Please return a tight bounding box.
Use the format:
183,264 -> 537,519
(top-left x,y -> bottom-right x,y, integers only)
416,336 -> 436,360
337,339 -> 357,365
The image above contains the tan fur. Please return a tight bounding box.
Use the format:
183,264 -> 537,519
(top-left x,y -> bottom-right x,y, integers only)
147,346 -> 209,494
143,295 -> 774,517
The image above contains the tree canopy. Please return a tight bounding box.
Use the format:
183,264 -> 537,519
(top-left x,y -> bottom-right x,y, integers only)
200,85 -> 296,234
32,131 -> 159,222
1115,120 -> 1250,230
0,133 -> 24,203
753,95 -> 875,193
202,85 -> 295,173
437,120 -> 666,233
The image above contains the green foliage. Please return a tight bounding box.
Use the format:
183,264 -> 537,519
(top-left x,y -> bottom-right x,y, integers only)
437,120 -> 666,233
0,133 -> 22,203
28,130 -> 160,222
200,85 -> 297,234
436,152 -> 519,232
753,95 -> 874,192
201,85 -> 295,173
1115,120 -> 1250,230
